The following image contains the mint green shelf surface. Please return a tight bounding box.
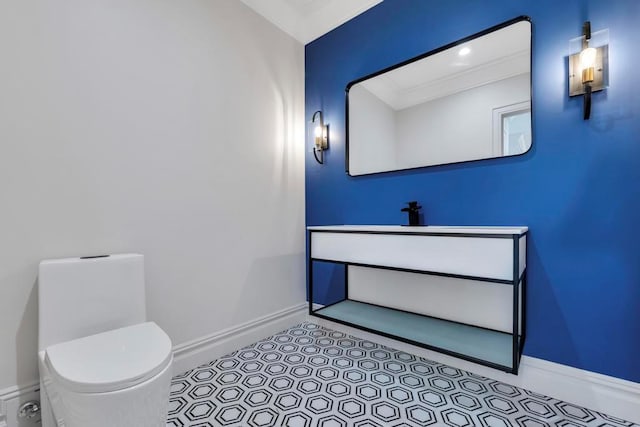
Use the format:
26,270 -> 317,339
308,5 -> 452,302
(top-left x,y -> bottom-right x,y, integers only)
316,300 -> 514,369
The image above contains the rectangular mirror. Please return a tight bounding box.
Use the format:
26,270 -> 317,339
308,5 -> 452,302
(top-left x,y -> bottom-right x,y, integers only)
346,17 -> 532,176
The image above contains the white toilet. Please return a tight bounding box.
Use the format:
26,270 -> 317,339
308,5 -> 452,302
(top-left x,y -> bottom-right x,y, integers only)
38,254 -> 173,427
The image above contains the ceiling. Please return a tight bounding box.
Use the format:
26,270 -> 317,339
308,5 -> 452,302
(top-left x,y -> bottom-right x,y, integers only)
359,20 -> 531,110
240,0 -> 383,44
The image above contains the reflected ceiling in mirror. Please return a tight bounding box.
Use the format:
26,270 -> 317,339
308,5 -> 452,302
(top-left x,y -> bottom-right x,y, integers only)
346,17 -> 532,176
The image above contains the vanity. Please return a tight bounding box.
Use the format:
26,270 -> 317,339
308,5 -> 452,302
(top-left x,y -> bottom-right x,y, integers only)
308,225 -> 527,374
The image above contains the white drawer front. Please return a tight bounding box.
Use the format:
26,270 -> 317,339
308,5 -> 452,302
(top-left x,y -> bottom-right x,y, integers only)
311,232 -> 517,281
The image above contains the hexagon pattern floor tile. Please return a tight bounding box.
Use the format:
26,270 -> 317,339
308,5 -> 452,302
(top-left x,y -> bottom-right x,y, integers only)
167,322 -> 637,427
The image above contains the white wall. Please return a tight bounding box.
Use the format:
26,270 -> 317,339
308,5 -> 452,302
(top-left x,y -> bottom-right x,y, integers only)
396,73 -> 530,168
0,0 -> 305,391
348,85 -> 396,175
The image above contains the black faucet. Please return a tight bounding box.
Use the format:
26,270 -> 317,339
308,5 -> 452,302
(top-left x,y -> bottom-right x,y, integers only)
401,201 -> 422,226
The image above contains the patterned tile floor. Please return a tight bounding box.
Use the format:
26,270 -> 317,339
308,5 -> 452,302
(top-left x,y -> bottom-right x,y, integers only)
167,322 -> 637,427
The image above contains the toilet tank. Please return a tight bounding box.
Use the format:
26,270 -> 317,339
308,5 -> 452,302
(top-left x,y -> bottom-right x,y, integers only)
38,254 -> 147,351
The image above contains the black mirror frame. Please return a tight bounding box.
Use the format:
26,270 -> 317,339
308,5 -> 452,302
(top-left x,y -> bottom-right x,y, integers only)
345,15 -> 533,177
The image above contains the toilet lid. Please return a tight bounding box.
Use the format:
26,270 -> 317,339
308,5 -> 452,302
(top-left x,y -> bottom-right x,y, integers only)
45,322 -> 172,393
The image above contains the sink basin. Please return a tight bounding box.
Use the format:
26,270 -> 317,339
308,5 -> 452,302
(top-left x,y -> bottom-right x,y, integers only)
307,225 -> 528,235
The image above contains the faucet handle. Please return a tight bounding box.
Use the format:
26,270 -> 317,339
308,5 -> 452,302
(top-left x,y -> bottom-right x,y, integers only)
401,201 -> 421,212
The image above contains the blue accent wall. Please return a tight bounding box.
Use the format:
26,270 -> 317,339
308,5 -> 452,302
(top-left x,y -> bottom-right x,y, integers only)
305,0 -> 640,382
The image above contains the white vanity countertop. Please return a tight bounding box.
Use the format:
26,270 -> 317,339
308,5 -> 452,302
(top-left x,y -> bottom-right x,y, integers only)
307,225 -> 528,235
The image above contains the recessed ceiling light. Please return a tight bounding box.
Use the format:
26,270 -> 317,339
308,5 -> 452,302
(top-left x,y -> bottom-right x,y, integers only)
458,47 -> 471,56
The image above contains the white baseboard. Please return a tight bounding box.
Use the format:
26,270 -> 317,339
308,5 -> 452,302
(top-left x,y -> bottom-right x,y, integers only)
0,382 -> 41,427
0,302 -> 308,427
172,302 -> 308,374
309,315 -> 640,424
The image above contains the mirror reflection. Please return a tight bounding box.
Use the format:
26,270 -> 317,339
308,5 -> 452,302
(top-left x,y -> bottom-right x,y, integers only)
347,18 -> 532,176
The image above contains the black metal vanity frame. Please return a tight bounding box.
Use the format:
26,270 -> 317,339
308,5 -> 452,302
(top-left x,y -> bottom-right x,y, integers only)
308,228 -> 527,374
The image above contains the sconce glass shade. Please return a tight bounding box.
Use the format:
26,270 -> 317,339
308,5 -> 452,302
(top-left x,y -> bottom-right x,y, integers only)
311,111 -> 328,151
311,110 -> 329,164
569,37 -> 608,96
568,23 -> 609,120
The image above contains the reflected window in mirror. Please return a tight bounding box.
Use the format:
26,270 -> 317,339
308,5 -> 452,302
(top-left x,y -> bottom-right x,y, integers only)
492,101 -> 531,156
346,17 -> 532,176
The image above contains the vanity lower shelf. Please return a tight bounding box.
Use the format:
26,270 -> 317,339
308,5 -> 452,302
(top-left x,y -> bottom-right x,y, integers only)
314,299 -> 517,371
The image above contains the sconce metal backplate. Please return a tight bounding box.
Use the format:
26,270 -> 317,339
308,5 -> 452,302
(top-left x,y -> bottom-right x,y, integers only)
569,45 -> 608,96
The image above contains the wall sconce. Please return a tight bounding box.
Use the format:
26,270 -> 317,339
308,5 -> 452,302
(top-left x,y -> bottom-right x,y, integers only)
311,110 -> 329,164
569,21 -> 609,120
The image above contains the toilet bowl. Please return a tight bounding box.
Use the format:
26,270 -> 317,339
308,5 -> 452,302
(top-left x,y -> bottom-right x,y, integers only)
38,254 -> 173,427
40,323 -> 172,426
